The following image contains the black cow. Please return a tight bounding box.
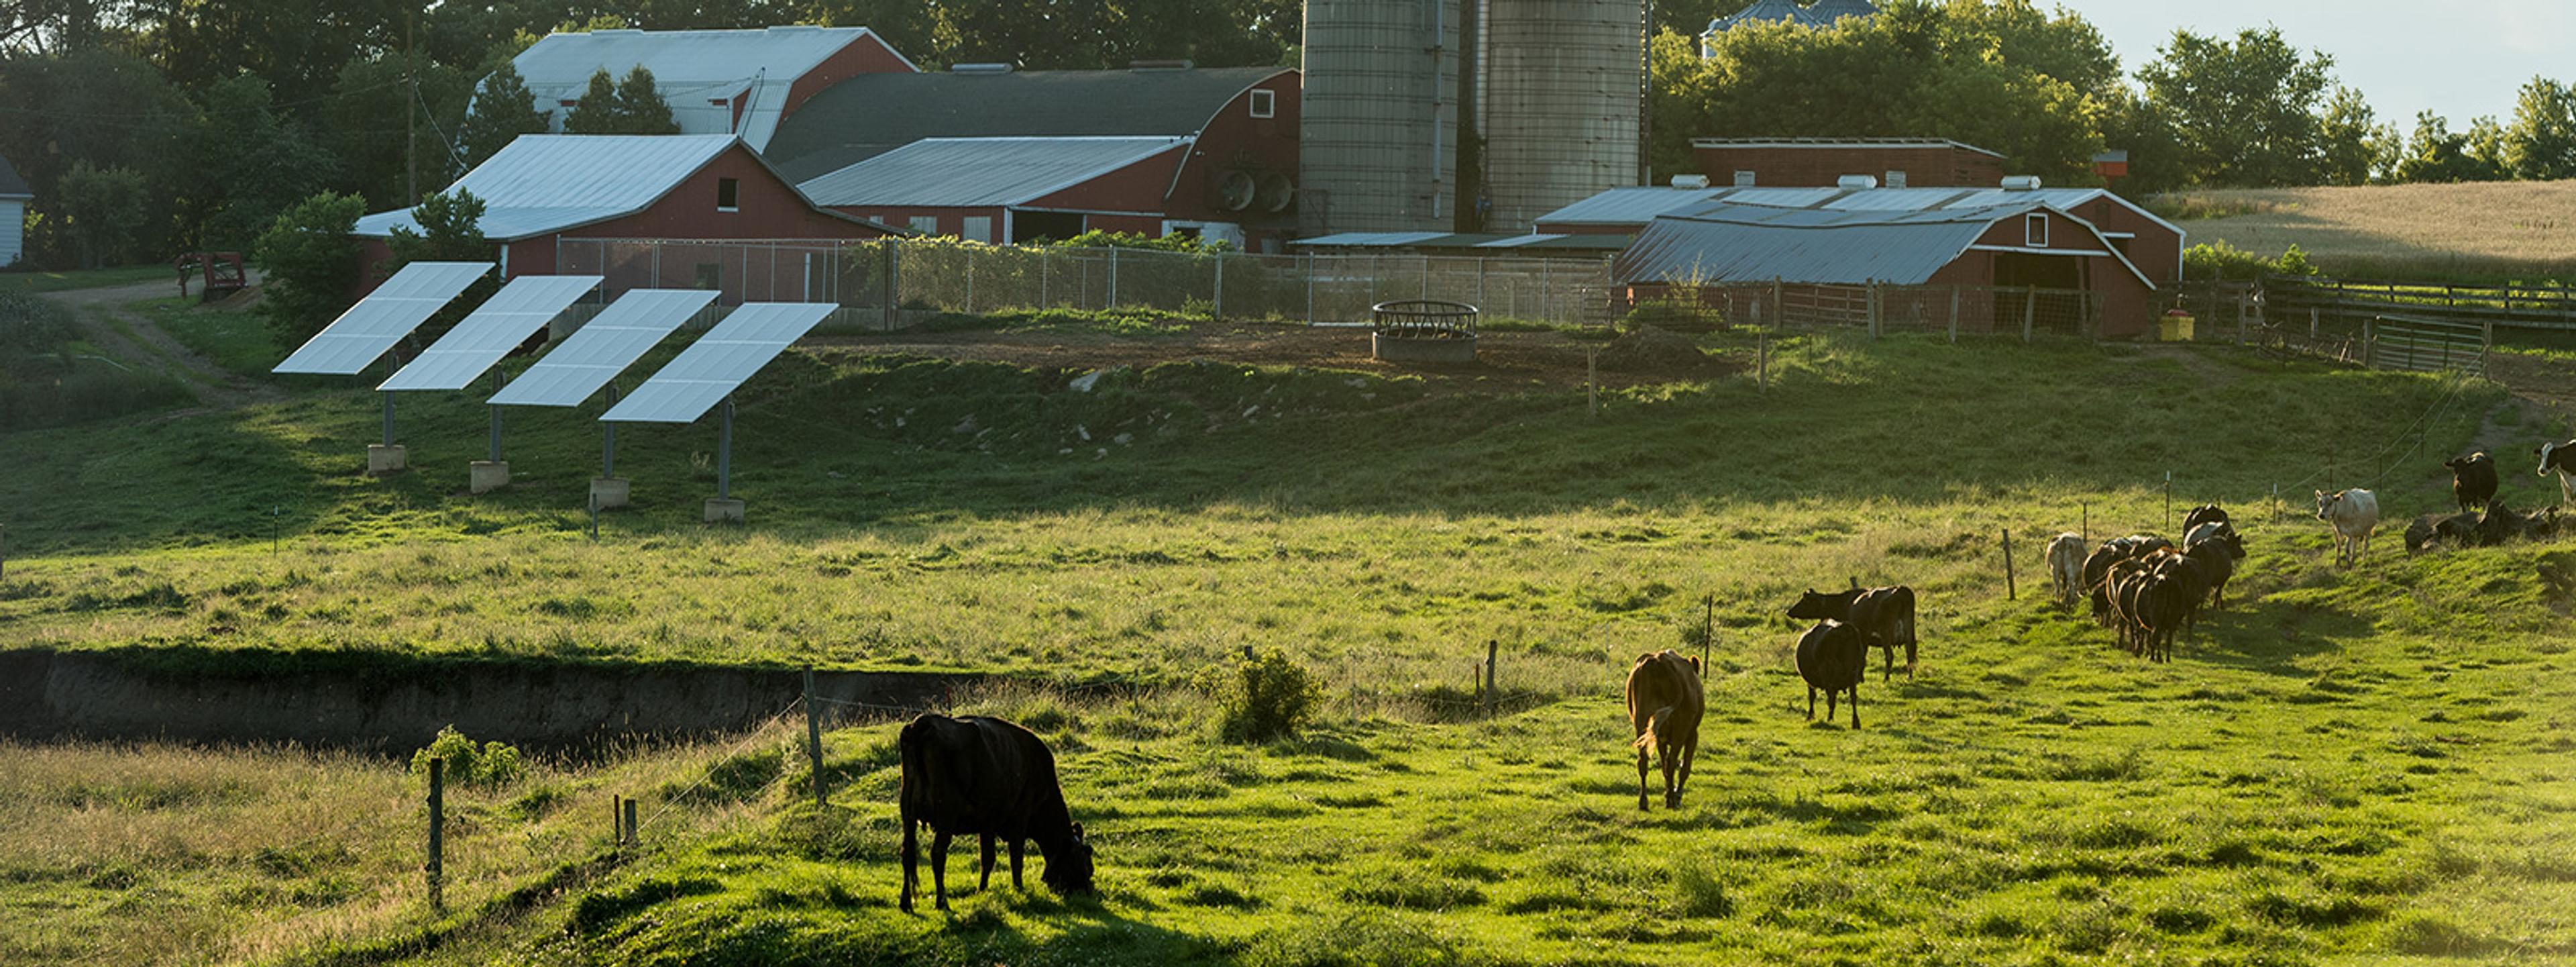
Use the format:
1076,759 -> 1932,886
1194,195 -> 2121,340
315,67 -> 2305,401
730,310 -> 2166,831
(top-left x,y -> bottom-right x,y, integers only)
2446,452 -> 2499,513
898,714 -> 1095,912
2182,505 -> 2230,533
2182,522 -> 2246,611
1794,620 -> 1868,728
1788,585 -> 1918,680
2083,536 -> 2172,625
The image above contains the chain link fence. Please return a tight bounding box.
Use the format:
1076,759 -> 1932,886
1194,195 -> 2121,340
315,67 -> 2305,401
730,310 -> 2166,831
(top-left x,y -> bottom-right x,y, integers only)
555,237 -> 1619,332
1631,282 -> 2106,339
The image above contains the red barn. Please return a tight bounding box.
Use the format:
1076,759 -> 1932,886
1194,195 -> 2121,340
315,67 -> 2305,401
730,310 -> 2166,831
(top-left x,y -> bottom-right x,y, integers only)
351,134 -> 894,297
763,65 -> 1301,251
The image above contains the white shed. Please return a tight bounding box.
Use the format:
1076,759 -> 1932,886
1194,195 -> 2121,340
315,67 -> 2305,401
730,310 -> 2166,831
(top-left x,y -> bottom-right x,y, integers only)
0,154 -> 28,267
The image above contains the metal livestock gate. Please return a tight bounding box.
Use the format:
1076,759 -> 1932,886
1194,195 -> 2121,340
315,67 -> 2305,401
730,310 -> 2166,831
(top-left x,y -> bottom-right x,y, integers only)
2365,314 -> 2491,375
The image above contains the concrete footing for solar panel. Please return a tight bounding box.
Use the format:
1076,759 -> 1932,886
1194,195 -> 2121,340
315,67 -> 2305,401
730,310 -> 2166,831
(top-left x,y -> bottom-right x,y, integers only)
470,461 -> 511,494
590,478 -> 631,510
704,498 -> 745,523
367,445 -> 408,475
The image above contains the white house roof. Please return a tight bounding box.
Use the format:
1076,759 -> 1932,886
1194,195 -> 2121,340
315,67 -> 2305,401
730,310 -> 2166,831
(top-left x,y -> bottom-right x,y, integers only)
796,136 -> 1190,208
355,135 -> 739,240
510,26 -> 910,150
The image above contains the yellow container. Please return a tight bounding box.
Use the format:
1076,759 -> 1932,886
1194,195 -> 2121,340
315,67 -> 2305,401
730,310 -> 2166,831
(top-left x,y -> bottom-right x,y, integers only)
2159,313 -> 2196,342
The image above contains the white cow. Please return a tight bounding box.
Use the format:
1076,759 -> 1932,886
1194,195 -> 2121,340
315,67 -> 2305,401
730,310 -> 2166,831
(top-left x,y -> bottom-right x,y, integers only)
2314,489 -> 2379,566
2536,439 -> 2576,505
2044,532 -> 2088,609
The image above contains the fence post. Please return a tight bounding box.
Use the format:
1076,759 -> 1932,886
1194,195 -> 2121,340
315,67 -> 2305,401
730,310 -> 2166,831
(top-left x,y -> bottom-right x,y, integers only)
2483,320 -> 2493,372
1948,287 -> 1960,343
2002,529 -> 2015,601
2363,317 -> 2375,367
1586,344 -> 1600,416
2022,287 -> 2037,342
805,668 -> 826,811
1483,640 -> 1498,716
1303,255 -> 1315,324
964,255 -> 975,315
1868,285 -> 1881,339
2310,307 -> 2318,340
2163,472 -> 2172,531
2080,503 -> 2088,545
1108,247 -> 1120,309
610,794 -> 623,847
1213,253 -> 1225,320
1040,250 -> 1051,307
1701,595 -> 1714,670
1757,327 -> 1768,391
426,758 -> 444,911
879,242 -> 899,331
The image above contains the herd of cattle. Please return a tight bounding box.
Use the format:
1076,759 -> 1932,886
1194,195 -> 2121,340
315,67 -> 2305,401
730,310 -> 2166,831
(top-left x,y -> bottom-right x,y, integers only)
881,442 -> 2576,897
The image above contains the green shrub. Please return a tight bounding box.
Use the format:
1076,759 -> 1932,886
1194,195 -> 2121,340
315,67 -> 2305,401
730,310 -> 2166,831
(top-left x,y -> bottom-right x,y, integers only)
1619,297 -> 1725,334
408,724 -> 528,786
2184,241 -> 2324,281
1201,648 -> 1324,743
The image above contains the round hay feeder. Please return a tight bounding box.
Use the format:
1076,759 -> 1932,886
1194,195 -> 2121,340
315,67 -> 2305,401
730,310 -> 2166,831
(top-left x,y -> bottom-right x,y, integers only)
1371,300 -> 1479,364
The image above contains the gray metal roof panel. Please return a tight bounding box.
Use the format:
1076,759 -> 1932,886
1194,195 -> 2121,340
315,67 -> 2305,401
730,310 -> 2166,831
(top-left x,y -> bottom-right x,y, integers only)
763,66 -> 1290,183
354,135 -> 737,240
1615,217 -> 1984,286
0,154 -> 27,197
490,289 -> 720,407
512,27 -> 905,150
601,303 -> 833,423
798,136 -> 1187,207
272,262 -> 495,374
379,275 -> 602,391
1533,187 -> 1726,227
1291,232 -> 1454,247
1707,0 -> 1823,31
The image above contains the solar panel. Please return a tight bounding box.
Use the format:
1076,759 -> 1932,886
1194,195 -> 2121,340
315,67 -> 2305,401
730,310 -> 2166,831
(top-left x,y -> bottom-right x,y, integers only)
272,262 -> 494,374
378,275 -> 602,391
600,303 -> 836,424
487,289 -> 720,407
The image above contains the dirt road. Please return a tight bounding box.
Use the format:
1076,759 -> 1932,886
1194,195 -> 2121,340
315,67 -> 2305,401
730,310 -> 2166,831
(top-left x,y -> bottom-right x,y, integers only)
40,278 -> 285,411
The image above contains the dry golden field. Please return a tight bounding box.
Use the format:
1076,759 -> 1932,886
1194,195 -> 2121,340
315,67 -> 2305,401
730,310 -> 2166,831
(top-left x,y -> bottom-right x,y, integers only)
2157,179 -> 2576,281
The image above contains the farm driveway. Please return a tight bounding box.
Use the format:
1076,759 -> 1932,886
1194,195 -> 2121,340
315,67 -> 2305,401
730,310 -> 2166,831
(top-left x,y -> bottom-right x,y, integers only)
41,276 -> 285,411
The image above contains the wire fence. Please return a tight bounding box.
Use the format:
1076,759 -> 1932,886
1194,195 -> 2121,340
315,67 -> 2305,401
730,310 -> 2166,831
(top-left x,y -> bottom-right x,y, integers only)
553,237 -> 1621,331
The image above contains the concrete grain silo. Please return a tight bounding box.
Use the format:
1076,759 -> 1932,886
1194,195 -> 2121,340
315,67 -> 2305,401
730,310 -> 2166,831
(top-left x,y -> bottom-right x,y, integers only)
1299,0 -> 1462,234
1474,0 -> 1644,232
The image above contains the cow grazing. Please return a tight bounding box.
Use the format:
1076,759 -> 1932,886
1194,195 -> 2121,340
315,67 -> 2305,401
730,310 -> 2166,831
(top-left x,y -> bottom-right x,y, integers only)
1625,650 -> 1705,811
1794,620 -> 1868,728
2314,489 -> 2380,566
898,714 -> 1095,913
2183,522 -> 2246,610
2182,505 -> 2230,533
2447,452 -> 2499,513
1788,586 -> 1919,680
2538,440 -> 2576,505
2045,533 -> 2088,610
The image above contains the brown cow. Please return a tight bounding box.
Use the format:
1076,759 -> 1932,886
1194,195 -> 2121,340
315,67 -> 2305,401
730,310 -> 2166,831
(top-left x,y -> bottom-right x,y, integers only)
1795,620 -> 1868,728
898,713 -> 1094,912
1624,650 -> 1704,811
1788,585 -> 1918,680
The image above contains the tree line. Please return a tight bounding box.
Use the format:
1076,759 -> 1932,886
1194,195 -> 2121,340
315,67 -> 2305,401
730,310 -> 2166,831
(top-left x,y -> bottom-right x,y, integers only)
1666,0 -> 2576,194
3,0 -> 2571,270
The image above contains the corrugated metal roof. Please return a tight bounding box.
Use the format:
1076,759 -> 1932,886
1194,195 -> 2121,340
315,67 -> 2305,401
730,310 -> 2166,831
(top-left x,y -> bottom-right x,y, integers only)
1291,232 -> 1455,247
1478,234 -> 1631,250
0,153 -> 27,198
511,27 -> 904,150
1615,199 -> 2157,290
764,66 -> 1289,183
797,136 -> 1187,208
1533,187 -> 1726,227
1707,0 -> 1821,32
1807,0 -> 1880,22
1538,183 -> 2183,240
354,135 -> 737,240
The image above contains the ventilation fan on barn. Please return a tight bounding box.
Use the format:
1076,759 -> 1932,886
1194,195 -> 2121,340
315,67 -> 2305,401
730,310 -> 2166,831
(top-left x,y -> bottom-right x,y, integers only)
1216,170 -> 1258,211
1256,172 -> 1295,213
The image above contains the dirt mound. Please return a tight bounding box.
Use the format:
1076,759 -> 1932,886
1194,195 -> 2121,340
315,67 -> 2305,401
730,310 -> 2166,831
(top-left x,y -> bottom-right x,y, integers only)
1597,325 -> 1715,374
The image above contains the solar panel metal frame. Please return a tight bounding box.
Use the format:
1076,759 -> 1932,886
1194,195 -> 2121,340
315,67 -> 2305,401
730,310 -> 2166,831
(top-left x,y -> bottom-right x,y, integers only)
272,262 -> 494,374
486,289 -> 722,407
378,274 -> 603,391
600,303 -> 837,424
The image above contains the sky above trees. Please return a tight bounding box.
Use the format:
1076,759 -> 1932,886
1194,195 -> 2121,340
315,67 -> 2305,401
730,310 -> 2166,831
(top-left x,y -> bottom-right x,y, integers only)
2058,0 -> 2575,130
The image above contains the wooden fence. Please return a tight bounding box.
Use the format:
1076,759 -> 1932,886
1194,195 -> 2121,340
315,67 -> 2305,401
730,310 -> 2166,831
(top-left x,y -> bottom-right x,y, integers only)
2264,275 -> 2576,332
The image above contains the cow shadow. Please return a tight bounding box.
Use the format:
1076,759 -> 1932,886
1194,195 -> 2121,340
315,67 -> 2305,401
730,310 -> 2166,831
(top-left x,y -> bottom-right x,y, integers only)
2167,595 -> 2371,676
911,886 -> 1233,962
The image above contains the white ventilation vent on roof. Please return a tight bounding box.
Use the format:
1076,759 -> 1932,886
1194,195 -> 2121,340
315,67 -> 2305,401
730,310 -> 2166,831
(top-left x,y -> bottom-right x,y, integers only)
1837,174 -> 1878,189
2001,175 -> 2043,191
1671,174 -> 1712,189
951,62 -> 1014,74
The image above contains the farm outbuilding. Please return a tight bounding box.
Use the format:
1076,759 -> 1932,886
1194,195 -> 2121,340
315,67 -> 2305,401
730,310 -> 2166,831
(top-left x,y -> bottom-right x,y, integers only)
1614,197 -> 2163,338
797,136 -> 1232,245
502,26 -> 916,150
351,134 -> 894,298
1541,179 -> 2184,285
0,153 -> 28,266
763,65 -> 1301,251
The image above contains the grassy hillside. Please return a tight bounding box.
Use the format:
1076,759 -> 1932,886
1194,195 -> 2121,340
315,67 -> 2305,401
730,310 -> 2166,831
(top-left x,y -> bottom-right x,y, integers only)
2154,181 -> 2576,283
5,315 -> 2573,966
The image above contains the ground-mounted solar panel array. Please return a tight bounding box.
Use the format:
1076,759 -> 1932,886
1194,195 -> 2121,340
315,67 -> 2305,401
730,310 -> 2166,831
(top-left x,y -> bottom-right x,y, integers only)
272,262 -> 495,375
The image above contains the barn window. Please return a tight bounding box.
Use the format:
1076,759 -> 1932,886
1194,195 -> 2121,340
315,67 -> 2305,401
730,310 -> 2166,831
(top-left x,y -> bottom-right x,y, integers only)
1733,170 -> 1756,187
1884,170 -> 1907,189
908,215 -> 939,235
716,178 -> 740,212
963,216 -> 993,243
2025,213 -> 2048,248
1249,89 -> 1275,119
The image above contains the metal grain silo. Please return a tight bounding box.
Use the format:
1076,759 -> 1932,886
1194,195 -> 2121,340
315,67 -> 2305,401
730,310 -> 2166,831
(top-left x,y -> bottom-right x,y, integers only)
1477,0 -> 1645,233
1299,0 -> 1462,234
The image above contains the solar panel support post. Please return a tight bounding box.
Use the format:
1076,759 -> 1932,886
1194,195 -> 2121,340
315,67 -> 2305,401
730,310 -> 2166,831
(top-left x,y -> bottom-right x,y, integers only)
382,392 -> 395,447
470,368 -> 511,495
487,368 -> 504,464
718,397 -> 733,501
602,384 -> 619,479
368,393 -> 408,475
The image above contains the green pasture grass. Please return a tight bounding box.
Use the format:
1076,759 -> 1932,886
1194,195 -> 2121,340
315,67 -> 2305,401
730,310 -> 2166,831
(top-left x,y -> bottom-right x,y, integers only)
3,327 -> 2570,964
0,730 -> 792,967
0,264 -> 174,294
133,296 -> 282,379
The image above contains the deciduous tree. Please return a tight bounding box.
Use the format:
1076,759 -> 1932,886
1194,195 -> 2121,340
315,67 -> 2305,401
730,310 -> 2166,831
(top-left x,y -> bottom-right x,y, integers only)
251,191 -> 365,351
2135,26 -> 2335,187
